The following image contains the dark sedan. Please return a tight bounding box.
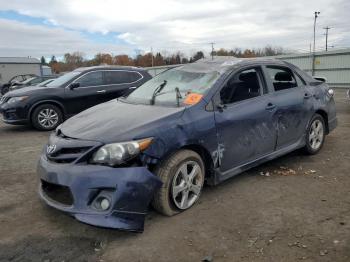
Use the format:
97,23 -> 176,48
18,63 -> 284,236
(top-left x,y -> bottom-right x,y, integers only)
0,66 -> 152,130
8,75 -> 58,92
37,58 -> 337,232
0,74 -> 37,95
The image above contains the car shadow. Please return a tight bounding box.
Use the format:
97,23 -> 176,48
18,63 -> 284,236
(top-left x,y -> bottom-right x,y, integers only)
0,124 -> 50,134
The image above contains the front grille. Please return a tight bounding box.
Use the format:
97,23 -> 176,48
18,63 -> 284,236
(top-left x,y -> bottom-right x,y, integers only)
48,146 -> 93,163
46,134 -> 101,164
41,180 -> 73,206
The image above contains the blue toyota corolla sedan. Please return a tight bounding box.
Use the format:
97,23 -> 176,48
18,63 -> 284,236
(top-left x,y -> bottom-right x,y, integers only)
37,57 -> 337,232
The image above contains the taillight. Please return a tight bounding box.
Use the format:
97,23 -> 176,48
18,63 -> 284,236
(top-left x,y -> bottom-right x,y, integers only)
327,88 -> 334,97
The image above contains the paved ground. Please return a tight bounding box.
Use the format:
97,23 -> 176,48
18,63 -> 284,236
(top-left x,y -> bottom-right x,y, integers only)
0,90 -> 349,262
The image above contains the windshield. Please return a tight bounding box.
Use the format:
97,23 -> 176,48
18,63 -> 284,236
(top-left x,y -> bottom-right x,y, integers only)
28,77 -> 46,85
37,79 -> 54,87
21,77 -> 36,84
126,68 -> 220,106
46,71 -> 81,87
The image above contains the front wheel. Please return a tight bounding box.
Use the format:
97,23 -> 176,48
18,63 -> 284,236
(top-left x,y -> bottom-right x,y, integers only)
1,85 -> 9,95
31,104 -> 63,131
304,114 -> 326,154
152,150 -> 205,216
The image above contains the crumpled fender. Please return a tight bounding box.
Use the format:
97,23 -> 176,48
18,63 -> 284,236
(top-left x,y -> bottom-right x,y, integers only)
38,156 -> 162,232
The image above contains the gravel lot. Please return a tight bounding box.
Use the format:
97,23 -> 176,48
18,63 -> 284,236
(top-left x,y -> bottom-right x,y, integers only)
0,90 -> 349,262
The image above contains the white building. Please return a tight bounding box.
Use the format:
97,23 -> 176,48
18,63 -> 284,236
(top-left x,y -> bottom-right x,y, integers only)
42,65 -> 53,75
0,57 -> 51,85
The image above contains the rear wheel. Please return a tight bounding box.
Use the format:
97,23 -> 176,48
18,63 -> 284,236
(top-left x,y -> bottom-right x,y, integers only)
304,114 -> 326,154
152,150 -> 205,216
31,104 -> 63,131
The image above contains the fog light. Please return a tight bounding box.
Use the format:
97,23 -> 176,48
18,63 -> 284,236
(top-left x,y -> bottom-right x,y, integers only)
100,198 -> 110,210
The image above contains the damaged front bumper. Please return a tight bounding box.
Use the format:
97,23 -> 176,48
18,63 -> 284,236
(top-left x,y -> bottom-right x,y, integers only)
37,155 -> 162,232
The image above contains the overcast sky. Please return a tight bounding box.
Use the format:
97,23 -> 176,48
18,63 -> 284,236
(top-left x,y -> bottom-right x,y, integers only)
0,0 -> 349,59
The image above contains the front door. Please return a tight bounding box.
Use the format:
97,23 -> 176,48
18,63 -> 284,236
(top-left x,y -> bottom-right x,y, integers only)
64,71 -> 107,115
214,67 -> 277,173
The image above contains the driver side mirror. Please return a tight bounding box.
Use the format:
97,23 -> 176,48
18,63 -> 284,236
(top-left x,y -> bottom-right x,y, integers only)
69,82 -> 80,90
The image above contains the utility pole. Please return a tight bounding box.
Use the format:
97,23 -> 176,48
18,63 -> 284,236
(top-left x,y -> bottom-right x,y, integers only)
323,26 -> 331,51
210,42 -> 215,60
151,47 -> 154,67
312,11 -> 320,76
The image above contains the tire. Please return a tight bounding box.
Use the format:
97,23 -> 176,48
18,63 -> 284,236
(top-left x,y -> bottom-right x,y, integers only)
304,113 -> 326,155
152,150 -> 205,216
31,104 -> 63,131
1,85 -> 9,95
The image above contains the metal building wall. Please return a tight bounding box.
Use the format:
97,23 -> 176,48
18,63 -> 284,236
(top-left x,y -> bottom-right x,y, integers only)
272,48 -> 350,88
0,63 -> 41,85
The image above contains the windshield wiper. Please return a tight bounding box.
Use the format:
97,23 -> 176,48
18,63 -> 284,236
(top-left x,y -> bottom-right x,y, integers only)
175,87 -> 182,107
150,80 -> 167,105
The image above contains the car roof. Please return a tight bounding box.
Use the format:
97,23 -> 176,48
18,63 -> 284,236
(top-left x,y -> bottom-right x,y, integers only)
189,57 -> 318,85
73,65 -> 147,73
178,57 -> 288,74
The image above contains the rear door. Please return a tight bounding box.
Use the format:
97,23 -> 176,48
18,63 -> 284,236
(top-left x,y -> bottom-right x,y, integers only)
104,70 -> 144,97
214,66 -> 277,173
262,65 -> 314,150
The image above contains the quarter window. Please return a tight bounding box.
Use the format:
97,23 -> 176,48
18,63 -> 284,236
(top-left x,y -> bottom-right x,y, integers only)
220,68 -> 263,104
266,66 -> 298,91
105,71 -> 142,85
78,71 -> 104,87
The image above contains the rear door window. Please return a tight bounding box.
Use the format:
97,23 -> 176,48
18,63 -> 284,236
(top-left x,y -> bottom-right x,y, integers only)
265,66 -> 298,91
104,71 -> 142,85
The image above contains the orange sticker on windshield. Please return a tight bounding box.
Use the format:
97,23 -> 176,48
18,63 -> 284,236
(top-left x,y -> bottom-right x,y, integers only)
184,93 -> 203,105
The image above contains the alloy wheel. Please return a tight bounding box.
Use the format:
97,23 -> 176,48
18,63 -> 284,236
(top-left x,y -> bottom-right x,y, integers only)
171,160 -> 203,210
37,108 -> 59,129
309,119 -> 324,150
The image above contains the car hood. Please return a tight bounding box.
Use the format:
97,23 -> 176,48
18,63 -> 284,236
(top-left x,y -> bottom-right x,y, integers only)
60,100 -> 185,143
6,85 -> 53,96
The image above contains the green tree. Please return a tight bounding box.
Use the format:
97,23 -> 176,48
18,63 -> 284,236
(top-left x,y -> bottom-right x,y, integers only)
192,51 -> 204,62
40,56 -> 47,65
49,55 -> 57,64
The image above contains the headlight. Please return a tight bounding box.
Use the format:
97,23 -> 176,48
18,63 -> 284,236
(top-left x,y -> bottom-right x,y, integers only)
7,96 -> 29,104
91,138 -> 153,166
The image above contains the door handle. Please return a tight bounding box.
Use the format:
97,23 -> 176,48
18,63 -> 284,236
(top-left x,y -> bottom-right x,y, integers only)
96,90 -> 106,94
304,93 -> 312,99
265,103 -> 276,111
217,103 -> 227,111
129,86 -> 137,89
